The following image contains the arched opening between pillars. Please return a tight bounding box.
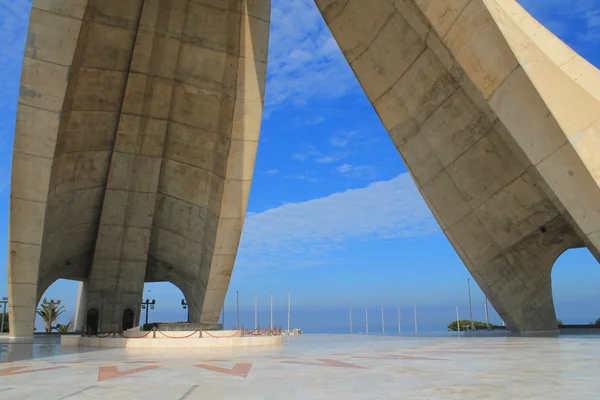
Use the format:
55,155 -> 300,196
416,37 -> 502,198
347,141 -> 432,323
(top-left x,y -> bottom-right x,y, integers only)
552,248 -> 600,325
86,308 -> 99,335
141,282 -> 189,325
122,309 -> 135,331
35,278 -> 80,333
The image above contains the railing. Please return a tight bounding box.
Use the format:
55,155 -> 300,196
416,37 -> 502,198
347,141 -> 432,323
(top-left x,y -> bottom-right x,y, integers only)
83,326 -> 283,339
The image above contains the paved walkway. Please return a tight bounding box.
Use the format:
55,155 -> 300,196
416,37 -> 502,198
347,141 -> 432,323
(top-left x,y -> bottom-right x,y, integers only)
1,334 -> 599,399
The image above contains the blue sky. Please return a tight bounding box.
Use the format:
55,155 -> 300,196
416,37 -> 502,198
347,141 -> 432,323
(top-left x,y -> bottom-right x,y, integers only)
0,0 -> 599,333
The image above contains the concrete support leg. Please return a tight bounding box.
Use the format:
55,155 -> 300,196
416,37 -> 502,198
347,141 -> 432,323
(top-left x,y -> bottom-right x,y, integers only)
464,216 -> 583,332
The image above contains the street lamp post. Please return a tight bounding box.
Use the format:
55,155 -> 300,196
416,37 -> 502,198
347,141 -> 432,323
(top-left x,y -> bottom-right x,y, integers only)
141,299 -> 156,325
42,297 -> 61,333
0,297 -> 8,334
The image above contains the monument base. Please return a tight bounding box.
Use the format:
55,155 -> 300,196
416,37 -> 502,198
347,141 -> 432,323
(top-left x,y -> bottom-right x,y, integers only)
61,330 -> 283,349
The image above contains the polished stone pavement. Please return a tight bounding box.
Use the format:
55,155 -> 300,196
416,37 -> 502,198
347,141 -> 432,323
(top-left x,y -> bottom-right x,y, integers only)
1,333 -> 599,399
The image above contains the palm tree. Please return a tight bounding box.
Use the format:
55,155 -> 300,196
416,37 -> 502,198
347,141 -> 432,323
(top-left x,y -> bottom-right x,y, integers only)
56,322 -> 73,333
37,303 -> 65,332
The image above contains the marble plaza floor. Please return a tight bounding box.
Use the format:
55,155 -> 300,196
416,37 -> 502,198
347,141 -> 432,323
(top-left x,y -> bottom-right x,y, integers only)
1,333 -> 599,399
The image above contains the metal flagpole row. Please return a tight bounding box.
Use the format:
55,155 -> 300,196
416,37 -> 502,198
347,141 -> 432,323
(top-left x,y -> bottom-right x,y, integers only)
354,307 -> 419,336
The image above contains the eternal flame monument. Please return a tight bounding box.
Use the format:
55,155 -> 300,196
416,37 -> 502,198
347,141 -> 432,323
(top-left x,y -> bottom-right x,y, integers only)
7,0 -> 600,337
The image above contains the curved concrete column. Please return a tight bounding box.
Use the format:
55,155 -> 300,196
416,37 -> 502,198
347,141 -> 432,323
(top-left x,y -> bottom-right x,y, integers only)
313,0 -> 600,331
9,0 -> 270,335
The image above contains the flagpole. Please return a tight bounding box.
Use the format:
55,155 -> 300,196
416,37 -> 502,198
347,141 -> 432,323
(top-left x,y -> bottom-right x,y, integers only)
287,290 -> 291,334
349,309 -> 353,334
398,307 -> 401,336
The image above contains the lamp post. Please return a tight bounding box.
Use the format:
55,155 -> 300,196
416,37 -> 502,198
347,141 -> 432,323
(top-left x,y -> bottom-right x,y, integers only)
42,297 -> 61,333
0,297 -> 8,334
141,299 -> 155,325
181,299 -> 187,309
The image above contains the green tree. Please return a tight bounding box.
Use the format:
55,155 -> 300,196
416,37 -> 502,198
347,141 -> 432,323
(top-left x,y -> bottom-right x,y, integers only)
447,320 -> 498,331
594,318 -> 600,327
37,303 -> 65,332
556,318 -> 564,326
56,322 -> 73,333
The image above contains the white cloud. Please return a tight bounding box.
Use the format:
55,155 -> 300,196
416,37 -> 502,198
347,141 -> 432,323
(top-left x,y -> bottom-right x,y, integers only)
265,0 -> 357,116
291,144 -> 319,161
334,163 -> 375,179
335,163 -> 353,174
329,137 -> 348,148
235,173 -> 439,274
286,173 -> 319,183
265,169 -> 279,175
315,154 -> 347,164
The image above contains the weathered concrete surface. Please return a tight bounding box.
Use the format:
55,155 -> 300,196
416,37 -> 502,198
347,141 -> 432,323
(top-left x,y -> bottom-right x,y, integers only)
314,0 -> 600,331
8,0 -> 600,336
8,0 -> 269,336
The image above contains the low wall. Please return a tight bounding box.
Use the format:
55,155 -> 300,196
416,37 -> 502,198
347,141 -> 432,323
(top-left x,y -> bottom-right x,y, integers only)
61,331 -> 283,349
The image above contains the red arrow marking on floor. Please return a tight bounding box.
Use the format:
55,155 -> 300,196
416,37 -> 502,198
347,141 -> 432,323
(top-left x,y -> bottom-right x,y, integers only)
282,359 -> 365,369
0,366 -> 68,376
97,365 -> 160,382
194,363 -> 253,377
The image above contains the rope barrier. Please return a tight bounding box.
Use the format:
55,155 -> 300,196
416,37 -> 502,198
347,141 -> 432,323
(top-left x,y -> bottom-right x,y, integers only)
118,330 -> 153,339
202,330 -> 241,339
94,332 -> 113,338
88,327 -> 278,339
157,330 -> 199,339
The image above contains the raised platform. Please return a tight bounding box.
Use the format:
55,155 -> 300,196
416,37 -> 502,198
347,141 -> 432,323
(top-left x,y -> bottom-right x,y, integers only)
61,330 -> 283,349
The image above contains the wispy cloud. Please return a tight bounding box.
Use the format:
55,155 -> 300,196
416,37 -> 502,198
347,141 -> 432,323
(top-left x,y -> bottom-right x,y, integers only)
285,172 -> 320,183
315,154 -> 347,164
329,137 -> 348,148
265,0 -> 357,117
235,173 -> 439,274
291,144 -> 320,161
265,169 -> 279,175
334,163 -> 376,179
